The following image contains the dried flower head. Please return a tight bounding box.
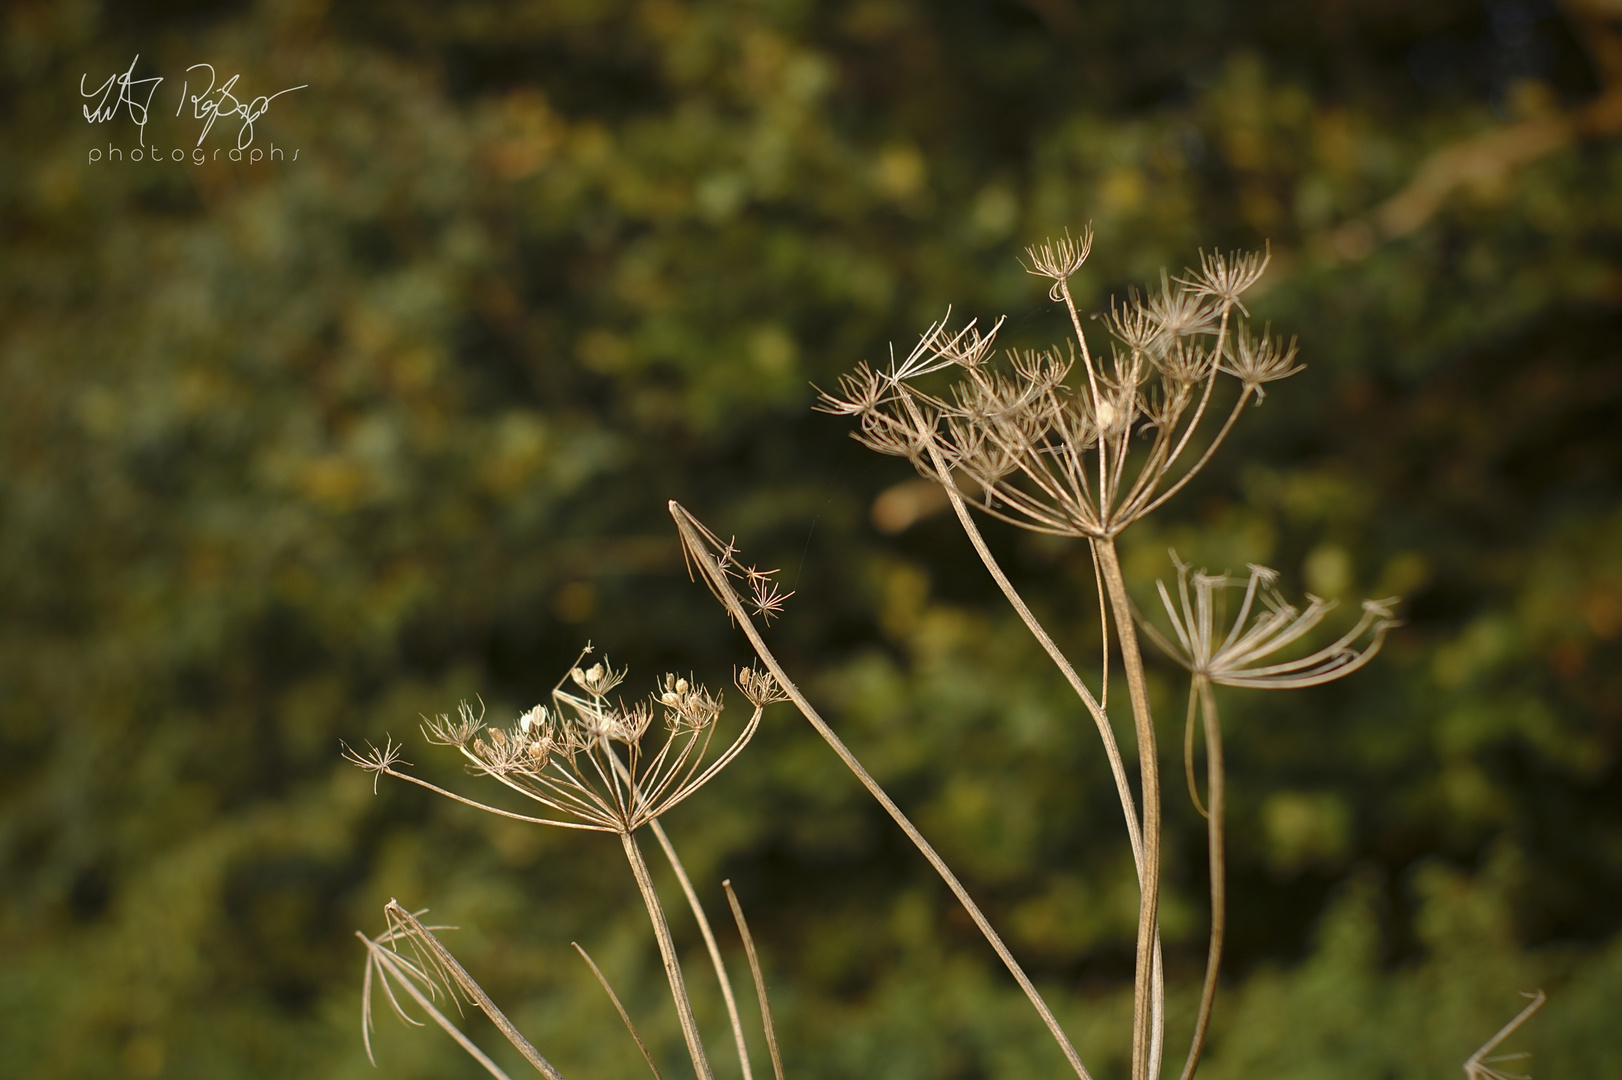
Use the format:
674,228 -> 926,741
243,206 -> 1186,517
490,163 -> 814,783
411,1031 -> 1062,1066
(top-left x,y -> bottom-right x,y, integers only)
1222,322 -> 1303,400
1175,245 -> 1271,315
1024,226 -> 1095,298
570,658 -> 627,697
735,665 -> 790,707
659,673 -> 724,731
1140,554 -> 1400,689
348,648 -> 766,834
744,565 -> 794,622
422,699 -> 486,749
820,238 -> 1284,539
342,737 -> 410,794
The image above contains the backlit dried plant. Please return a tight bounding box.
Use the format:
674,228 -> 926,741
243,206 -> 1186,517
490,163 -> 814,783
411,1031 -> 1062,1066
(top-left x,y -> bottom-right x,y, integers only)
350,229 -> 1537,1080
347,651 -> 785,1080
808,231 -> 1405,1080
1135,556 -> 1399,1079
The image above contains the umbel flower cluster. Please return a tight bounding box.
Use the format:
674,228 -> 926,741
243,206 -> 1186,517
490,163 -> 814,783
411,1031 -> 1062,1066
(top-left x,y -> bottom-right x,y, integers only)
818,232 -> 1300,539
346,650 -> 779,835
347,651 -> 791,1080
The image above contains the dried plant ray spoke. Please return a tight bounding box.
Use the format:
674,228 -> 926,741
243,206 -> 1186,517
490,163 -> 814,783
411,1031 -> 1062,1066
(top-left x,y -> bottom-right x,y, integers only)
649,818 -> 755,1080
359,901 -> 566,1080
1464,990 -> 1545,1080
573,942 -> 665,1080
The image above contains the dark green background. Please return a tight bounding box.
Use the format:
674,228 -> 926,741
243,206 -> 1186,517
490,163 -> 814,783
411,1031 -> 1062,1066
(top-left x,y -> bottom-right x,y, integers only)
3,1 -> 1619,1076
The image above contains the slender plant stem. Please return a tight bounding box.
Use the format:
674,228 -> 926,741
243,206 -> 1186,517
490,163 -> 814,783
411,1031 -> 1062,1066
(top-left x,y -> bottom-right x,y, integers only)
913,424 -> 1172,1077
903,397 -> 1145,866
573,942 -> 666,1080
670,502 -> 1095,1080
1465,990 -> 1546,1080
723,881 -> 786,1080
1093,538 -> 1161,1080
649,818 -> 755,1080
924,423 -> 1171,1075
621,829 -> 716,1080
1179,677 -> 1226,1080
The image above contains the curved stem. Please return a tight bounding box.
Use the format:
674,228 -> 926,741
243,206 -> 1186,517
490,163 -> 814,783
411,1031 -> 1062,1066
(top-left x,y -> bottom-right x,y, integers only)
360,937 -> 519,1080
670,502 -> 1095,1080
621,829 -> 715,1080
1179,677 -> 1226,1080
903,398 -> 1145,868
649,818 -> 755,1080
1093,538 -> 1161,1080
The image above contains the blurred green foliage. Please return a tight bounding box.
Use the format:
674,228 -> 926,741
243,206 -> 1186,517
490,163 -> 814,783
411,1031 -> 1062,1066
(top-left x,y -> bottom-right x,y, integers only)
3,0 -> 1619,1077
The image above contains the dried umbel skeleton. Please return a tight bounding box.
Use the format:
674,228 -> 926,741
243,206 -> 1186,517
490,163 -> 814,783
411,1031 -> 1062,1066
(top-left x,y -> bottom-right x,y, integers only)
347,654 -> 790,1080
348,232 -> 1539,1080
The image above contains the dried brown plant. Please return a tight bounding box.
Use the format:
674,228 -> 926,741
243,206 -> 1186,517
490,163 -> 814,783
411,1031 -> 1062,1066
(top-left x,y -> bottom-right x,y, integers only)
348,230 -> 1541,1080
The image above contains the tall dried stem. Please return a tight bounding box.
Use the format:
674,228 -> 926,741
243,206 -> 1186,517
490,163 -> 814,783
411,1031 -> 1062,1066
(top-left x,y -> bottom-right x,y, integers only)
907,396 -> 1168,1073
671,501 -> 1096,1080
621,829 -> 715,1080
649,818 -> 755,1080
1179,677 -> 1226,1080
1094,537 -> 1162,1080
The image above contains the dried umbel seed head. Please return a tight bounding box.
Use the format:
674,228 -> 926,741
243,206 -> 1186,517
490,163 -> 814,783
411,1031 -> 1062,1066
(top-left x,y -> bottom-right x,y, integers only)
820,235 -> 1288,541
1174,245 -> 1271,314
736,665 -> 790,707
422,699 -> 486,748
661,683 -> 722,733
1142,270 -> 1219,345
658,675 -> 692,706
655,668 -> 720,726
570,658 -> 626,697
1024,226 -> 1095,297
1141,552 -> 1400,689
1222,323 -> 1303,400
350,643 -> 769,835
